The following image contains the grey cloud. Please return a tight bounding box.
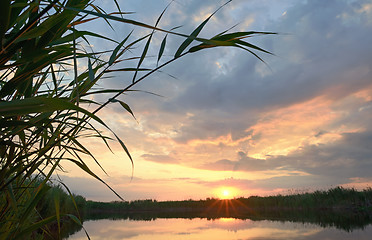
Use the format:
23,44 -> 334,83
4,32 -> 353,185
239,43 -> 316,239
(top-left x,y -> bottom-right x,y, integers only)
200,130 -> 372,185
201,159 -> 237,172
251,175 -> 348,191
235,151 -> 278,172
141,154 -> 178,164
200,151 -> 281,172
282,131 -> 372,178
171,110 -> 258,143
149,0 -> 372,143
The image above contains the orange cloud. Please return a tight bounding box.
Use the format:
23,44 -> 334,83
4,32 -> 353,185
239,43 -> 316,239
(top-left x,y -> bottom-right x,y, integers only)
244,97 -> 342,158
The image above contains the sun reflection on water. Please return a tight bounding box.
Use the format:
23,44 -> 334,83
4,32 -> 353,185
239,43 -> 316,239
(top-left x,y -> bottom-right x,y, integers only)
219,217 -> 236,223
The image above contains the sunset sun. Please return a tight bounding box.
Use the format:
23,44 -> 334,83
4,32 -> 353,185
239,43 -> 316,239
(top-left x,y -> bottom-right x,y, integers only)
216,187 -> 239,200
223,190 -> 230,198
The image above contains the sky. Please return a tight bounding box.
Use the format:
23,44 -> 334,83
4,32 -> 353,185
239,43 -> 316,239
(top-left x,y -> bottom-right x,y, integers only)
59,0 -> 372,201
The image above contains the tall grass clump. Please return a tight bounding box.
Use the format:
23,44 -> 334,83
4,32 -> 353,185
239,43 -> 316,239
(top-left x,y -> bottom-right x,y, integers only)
0,0 -> 275,238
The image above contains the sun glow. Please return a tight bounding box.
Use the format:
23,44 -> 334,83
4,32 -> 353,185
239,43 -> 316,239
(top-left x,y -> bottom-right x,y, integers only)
216,187 -> 239,200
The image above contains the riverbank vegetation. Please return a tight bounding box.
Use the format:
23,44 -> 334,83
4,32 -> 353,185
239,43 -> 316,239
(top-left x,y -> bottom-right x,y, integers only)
85,187 -> 372,215
83,187 -> 372,232
6,184 -> 370,238
0,177 -> 86,239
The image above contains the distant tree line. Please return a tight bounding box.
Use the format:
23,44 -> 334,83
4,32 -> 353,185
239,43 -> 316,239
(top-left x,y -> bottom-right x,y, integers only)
80,187 -> 372,232
85,187 -> 372,214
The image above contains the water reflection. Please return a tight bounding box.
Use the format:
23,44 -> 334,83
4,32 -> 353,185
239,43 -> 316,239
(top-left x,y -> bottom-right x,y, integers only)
68,218 -> 372,240
81,207 -> 372,232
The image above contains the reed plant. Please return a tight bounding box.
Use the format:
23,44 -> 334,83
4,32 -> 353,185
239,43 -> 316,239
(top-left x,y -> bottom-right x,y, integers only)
0,0 -> 274,238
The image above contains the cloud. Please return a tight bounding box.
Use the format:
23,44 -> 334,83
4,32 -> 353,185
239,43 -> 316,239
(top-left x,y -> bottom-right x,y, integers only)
194,175 -> 343,194
120,0 -> 372,165
141,154 -> 178,164
56,176 -> 118,201
61,0 -> 372,201
147,0 -> 372,144
200,129 -> 372,185
281,130 -> 372,178
201,151 -> 279,172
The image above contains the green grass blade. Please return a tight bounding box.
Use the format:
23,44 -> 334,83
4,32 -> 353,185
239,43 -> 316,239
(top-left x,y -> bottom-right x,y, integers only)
105,67 -> 151,73
132,34 -> 152,83
64,6 -> 163,32
68,158 -> 124,200
88,58 -> 94,82
111,99 -> 137,121
157,35 -> 167,64
174,0 -> 232,58
64,133 -> 108,175
235,39 -> 274,55
18,183 -> 51,228
15,216 -> 57,240
6,184 -> 18,211
113,0 -> 123,18
212,31 -> 277,41
0,0 -> 11,48
174,17 -> 210,58
114,133 -> 134,175
65,214 -> 91,240
0,97 -> 107,127
58,181 -> 82,219
109,30 -> 133,65
235,45 -> 268,64
90,3 -> 115,31
1,0 -> 60,54
53,188 -> 61,235
50,29 -> 119,46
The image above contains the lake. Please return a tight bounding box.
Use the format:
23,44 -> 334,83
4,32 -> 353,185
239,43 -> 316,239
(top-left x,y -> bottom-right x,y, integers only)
68,217 -> 372,240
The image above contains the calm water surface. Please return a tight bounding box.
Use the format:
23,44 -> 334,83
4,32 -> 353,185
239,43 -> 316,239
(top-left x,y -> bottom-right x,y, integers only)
68,218 -> 372,240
